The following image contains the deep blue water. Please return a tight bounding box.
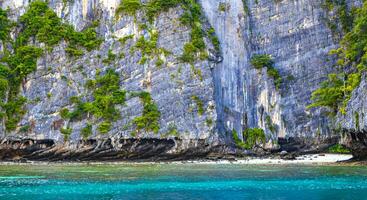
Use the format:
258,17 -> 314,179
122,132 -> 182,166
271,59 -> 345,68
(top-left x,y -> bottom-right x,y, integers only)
0,163 -> 366,200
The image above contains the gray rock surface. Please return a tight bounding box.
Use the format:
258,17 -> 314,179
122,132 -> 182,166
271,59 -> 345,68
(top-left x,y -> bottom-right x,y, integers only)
0,0 -> 364,160
337,75 -> 367,158
1,0 -> 217,145
201,0 -> 338,146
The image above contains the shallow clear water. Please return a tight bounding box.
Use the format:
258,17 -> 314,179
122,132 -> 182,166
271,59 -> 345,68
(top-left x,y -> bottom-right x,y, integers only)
0,163 -> 366,200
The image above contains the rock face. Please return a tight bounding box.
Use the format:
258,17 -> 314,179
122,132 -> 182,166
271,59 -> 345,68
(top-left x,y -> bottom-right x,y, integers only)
200,0 -> 338,148
0,0 -> 364,161
1,1 -> 218,140
0,137 -> 229,161
0,0 -> 222,160
337,75 -> 367,159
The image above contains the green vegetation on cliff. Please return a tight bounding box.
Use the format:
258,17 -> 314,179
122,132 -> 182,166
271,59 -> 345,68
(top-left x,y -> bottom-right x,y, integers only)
265,115 -> 276,133
60,127 -> 72,140
134,29 -> 159,64
0,8 -> 13,43
250,54 -> 282,90
179,0 -> 208,63
17,1 -> 101,54
322,0 -> 354,36
146,0 -> 183,22
63,69 -> 126,134
103,49 -> 117,64
307,73 -> 360,114
131,91 -> 161,134
208,28 -> 220,51
81,123 -> 93,139
116,0 -> 219,64
61,70 -> 161,137
117,0 -> 182,21
232,128 -> 266,149
191,95 -> 204,115
328,144 -> 351,154
310,2 -> 367,114
116,0 -> 142,16
0,1 -> 102,131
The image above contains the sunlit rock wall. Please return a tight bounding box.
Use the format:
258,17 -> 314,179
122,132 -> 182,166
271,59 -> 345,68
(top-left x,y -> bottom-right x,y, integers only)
201,0 -> 339,148
1,0 -> 361,154
0,0 -> 218,148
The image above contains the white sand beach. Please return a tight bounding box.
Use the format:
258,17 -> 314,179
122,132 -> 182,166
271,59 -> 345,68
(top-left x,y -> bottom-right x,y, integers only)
177,154 -> 354,165
0,154 -> 355,166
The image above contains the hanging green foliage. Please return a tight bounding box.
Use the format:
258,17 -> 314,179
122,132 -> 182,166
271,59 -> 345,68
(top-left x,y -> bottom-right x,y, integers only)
232,128 -> 266,150
310,2 -> 367,114
0,1 -> 102,131
250,54 -> 282,90
62,69 -> 127,135
0,8 -> 13,43
116,0 -> 218,64
131,91 -> 161,134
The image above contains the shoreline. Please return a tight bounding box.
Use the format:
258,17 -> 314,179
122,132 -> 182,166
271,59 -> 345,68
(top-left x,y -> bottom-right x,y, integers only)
0,154 -> 362,166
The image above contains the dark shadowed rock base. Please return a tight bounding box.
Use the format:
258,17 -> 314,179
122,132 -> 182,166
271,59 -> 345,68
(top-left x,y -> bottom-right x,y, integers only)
278,136 -> 340,154
0,138 -> 234,162
0,136 -> 349,162
342,131 -> 367,160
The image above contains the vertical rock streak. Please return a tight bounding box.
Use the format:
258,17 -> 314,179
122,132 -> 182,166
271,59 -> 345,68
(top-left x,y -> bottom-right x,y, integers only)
201,0 -> 338,146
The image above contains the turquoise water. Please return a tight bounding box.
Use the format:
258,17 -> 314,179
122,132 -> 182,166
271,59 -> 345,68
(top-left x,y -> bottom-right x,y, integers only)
0,163 -> 366,200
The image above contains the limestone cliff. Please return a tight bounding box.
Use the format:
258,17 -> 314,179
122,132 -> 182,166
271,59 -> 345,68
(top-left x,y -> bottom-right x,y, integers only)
201,0 -> 338,148
0,0 -> 365,161
337,75 -> 367,159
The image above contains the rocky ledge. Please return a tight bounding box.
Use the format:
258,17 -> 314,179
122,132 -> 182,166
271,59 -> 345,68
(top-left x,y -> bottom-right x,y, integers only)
0,136 -> 345,162
342,131 -> 367,160
0,138 -> 234,162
